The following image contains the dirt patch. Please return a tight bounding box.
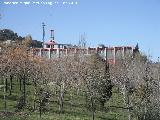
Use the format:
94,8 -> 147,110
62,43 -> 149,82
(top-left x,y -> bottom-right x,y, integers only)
15,112 -> 28,118
0,111 -> 29,119
0,111 -> 14,117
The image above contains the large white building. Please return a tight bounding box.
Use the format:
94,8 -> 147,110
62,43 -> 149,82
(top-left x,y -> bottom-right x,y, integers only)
33,39 -> 134,64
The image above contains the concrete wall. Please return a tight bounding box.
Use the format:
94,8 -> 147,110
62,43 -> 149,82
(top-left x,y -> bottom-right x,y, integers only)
33,46 -> 134,64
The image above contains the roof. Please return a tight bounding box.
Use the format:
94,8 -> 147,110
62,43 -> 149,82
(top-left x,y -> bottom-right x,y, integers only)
45,40 -> 56,45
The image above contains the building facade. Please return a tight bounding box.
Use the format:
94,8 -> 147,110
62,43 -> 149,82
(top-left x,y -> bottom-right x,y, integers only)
33,39 -> 134,64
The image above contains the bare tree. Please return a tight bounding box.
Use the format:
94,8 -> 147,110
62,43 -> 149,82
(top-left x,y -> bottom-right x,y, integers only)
76,54 -> 113,120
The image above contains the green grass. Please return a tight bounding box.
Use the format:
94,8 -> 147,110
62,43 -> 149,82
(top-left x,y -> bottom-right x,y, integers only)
0,80 -> 131,120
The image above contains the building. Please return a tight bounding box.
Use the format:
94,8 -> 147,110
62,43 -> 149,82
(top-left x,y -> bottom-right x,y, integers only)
33,30 -> 134,64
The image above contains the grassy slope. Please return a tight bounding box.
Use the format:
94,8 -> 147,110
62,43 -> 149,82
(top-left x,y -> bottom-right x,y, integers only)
0,80 -> 131,120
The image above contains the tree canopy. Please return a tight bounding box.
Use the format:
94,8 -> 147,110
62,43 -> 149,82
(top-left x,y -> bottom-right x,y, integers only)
0,29 -> 42,48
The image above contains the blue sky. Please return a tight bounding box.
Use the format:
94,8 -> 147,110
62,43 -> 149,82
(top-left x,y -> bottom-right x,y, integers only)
0,0 -> 160,61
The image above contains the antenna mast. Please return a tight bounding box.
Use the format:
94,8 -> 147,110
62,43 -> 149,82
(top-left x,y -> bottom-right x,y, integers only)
50,30 -> 54,40
42,22 -> 46,48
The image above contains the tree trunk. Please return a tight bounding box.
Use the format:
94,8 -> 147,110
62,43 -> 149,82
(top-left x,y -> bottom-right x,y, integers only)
39,100 -> 42,118
4,78 -> 7,112
5,78 -> 8,92
100,101 -> 105,110
33,98 -> 36,111
23,75 -> 26,105
127,94 -> 131,120
76,88 -> 79,96
9,75 -> 13,95
122,85 -> 126,106
122,84 -> 131,120
143,104 -> 147,120
70,92 -> 73,110
85,91 -> 89,111
33,88 -> 36,111
91,97 -> 95,120
122,85 -> 131,120
19,77 -> 22,91
59,83 -> 64,113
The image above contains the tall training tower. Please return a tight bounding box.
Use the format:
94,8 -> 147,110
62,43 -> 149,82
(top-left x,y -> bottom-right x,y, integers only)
50,29 -> 54,40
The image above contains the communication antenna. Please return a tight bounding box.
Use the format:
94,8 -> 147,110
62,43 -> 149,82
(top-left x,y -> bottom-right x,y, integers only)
42,22 -> 46,48
50,30 -> 54,40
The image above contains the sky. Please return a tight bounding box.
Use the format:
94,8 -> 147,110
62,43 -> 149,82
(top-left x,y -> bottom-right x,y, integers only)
0,0 -> 160,61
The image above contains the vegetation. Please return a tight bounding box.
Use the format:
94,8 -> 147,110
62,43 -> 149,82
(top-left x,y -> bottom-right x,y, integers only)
0,29 -> 42,48
0,39 -> 160,120
0,29 -> 22,41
